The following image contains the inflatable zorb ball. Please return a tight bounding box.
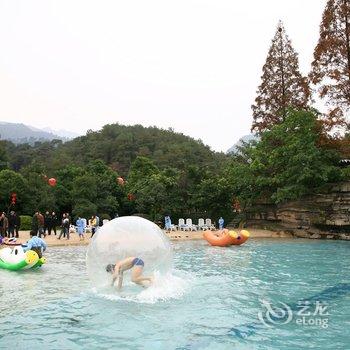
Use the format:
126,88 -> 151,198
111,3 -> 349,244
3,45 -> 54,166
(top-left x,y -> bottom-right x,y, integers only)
86,216 -> 173,287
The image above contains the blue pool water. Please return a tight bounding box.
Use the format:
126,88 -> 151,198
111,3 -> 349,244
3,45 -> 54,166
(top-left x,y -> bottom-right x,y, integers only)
0,239 -> 349,349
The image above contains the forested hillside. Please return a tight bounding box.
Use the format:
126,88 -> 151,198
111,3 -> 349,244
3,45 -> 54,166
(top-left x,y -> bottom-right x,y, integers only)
0,124 -> 231,222
60,124 -> 226,175
3,123 -> 226,175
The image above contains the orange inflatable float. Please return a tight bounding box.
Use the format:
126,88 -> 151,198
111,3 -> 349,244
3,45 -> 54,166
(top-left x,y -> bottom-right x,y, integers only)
203,229 -> 250,247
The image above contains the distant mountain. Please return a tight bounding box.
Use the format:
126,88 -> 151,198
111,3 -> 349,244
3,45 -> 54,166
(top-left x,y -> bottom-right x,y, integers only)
0,121 -> 78,144
227,134 -> 259,154
42,127 -> 79,139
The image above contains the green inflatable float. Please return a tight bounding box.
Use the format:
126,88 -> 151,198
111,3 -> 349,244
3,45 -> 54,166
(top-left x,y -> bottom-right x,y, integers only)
0,246 -> 46,271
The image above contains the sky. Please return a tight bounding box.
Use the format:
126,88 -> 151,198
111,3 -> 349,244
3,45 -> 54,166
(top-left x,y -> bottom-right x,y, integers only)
0,0 -> 327,152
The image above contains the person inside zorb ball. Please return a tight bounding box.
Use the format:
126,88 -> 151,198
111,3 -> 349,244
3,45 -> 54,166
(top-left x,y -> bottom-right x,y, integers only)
86,216 -> 173,291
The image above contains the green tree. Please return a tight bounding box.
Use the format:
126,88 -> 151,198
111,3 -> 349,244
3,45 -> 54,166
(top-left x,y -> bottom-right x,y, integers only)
127,156 -> 158,186
19,162 -> 58,214
227,109 -> 341,206
68,160 -> 123,217
53,184 -> 72,214
132,171 -> 178,221
72,199 -> 98,219
309,0 -> 350,127
72,175 -> 98,203
192,176 -> 233,221
85,160 -> 123,216
0,141 -> 9,170
56,165 -> 85,192
0,169 -> 28,212
251,22 -> 311,132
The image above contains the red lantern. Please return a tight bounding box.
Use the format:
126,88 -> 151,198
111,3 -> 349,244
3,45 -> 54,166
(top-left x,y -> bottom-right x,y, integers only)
117,177 -> 124,186
48,178 -> 57,187
127,193 -> 135,201
11,193 -> 17,205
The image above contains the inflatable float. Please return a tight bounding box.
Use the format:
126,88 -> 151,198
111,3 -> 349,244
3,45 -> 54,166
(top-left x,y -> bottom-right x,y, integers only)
0,246 -> 46,271
203,229 -> 250,247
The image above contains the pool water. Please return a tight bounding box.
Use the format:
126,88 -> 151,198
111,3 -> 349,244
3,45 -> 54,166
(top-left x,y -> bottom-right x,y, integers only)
0,239 -> 349,349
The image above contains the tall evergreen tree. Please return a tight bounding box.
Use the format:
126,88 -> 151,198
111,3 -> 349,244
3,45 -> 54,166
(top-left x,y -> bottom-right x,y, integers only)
251,21 -> 311,133
309,0 -> 350,130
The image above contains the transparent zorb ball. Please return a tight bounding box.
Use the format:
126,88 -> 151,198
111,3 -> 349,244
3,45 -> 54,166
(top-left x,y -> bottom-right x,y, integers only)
86,216 -> 173,288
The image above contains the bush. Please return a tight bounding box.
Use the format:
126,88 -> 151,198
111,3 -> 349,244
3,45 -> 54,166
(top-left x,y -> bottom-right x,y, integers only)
20,215 -> 32,230
99,213 -> 111,222
72,199 -> 97,219
341,167 -> 350,180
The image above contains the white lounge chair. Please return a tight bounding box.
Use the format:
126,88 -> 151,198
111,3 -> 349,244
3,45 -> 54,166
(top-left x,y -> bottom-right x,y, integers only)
198,218 -> 208,230
170,223 -> 177,231
165,222 -> 177,231
186,218 -> 197,231
178,218 -> 190,231
205,218 -> 216,230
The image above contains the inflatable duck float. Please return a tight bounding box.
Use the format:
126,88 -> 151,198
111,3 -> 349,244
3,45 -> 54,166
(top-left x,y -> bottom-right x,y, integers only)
0,246 -> 46,271
203,229 -> 250,247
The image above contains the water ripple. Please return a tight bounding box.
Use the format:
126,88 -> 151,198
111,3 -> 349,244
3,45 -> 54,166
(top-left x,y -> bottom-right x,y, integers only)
0,240 -> 349,349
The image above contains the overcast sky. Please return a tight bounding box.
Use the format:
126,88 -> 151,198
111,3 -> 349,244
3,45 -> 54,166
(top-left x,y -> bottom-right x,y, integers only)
0,0 -> 326,152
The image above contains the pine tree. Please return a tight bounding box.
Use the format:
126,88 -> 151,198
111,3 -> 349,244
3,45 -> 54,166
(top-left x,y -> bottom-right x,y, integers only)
251,21 -> 311,133
309,0 -> 350,130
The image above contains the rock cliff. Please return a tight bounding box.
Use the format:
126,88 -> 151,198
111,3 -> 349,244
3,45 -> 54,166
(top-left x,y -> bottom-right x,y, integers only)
246,182 -> 350,240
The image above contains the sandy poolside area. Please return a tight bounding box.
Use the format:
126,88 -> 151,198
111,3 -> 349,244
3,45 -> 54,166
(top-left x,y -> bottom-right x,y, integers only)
10,227 -> 293,248
165,228 -> 293,241
13,230 -> 90,247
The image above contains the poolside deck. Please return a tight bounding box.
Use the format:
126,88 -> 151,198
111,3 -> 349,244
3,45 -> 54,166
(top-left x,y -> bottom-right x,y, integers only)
165,228 -> 293,241
12,228 -> 293,247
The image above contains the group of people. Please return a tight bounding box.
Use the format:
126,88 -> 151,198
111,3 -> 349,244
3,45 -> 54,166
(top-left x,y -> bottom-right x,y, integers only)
31,211 -> 58,237
0,211 -> 21,238
31,212 -> 100,240
0,211 -> 102,256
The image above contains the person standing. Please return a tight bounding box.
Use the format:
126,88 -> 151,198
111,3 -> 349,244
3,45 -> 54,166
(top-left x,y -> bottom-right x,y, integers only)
218,217 -> 224,230
95,214 -> 100,232
44,211 -> 51,235
0,213 -> 3,237
76,217 -> 86,241
31,211 -> 39,235
0,212 -> 8,238
58,213 -> 66,239
64,213 -> 71,240
58,213 -> 70,240
49,211 -> 58,235
37,211 -> 45,238
8,211 -> 16,238
164,215 -> 172,232
90,215 -> 96,237
14,211 -> 21,238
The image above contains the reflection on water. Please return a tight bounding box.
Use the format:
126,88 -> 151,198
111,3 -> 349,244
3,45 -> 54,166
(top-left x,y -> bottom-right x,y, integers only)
0,239 -> 349,350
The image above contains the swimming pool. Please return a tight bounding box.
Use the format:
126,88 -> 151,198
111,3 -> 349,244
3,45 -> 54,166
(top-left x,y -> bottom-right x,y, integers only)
0,239 -> 349,349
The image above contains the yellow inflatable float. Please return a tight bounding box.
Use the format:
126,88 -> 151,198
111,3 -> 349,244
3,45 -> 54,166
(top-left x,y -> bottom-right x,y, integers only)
203,229 -> 250,247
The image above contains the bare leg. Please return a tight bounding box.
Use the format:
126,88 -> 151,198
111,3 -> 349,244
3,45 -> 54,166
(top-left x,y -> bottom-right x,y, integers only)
117,271 -> 124,290
131,266 -> 153,287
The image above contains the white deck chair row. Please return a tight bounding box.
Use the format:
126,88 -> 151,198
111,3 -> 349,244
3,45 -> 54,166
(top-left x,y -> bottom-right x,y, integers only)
175,218 -> 216,231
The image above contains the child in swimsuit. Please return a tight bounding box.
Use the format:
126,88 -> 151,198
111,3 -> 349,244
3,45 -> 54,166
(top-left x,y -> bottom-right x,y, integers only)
106,256 -> 153,290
